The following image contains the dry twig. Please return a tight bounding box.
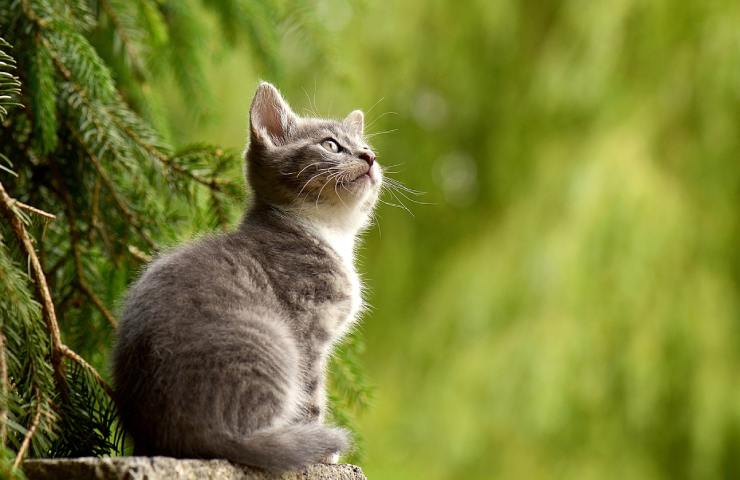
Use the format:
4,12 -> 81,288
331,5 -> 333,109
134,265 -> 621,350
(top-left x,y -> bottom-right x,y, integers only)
11,200 -> 56,220
12,388 -> 41,469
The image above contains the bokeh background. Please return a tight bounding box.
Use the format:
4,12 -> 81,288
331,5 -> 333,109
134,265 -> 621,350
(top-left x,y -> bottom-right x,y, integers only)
146,0 -> 740,479
98,1 -> 740,478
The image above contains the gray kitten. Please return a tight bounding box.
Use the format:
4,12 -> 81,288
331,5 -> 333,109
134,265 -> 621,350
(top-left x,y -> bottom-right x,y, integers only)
113,82 -> 381,471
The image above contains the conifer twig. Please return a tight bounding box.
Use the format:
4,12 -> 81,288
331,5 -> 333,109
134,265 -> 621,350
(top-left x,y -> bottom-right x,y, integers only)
19,0 -> 48,28
58,346 -> 114,398
67,123 -> 156,249
133,136 -> 231,192
127,244 -> 152,263
11,200 -> 56,220
12,387 -> 41,469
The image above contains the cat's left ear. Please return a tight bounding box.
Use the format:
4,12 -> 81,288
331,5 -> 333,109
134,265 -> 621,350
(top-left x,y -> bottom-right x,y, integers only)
249,82 -> 298,146
344,110 -> 364,136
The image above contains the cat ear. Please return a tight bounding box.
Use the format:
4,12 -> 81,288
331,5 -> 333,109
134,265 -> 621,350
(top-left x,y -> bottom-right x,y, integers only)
249,82 -> 297,146
344,110 -> 364,136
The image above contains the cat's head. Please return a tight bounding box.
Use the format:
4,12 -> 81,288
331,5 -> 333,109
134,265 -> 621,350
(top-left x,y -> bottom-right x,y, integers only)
245,82 -> 381,230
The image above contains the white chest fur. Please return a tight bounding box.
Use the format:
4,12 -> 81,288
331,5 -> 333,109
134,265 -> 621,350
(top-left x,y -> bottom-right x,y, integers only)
316,224 -> 363,311
310,222 -> 364,338
291,203 -> 368,339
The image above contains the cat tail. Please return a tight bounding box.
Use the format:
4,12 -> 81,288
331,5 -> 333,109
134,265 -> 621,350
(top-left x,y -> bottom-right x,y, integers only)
210,423 -> 350,472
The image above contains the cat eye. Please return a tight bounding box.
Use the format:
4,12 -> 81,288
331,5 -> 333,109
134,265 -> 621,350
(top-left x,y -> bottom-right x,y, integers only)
320,139 -> 341,153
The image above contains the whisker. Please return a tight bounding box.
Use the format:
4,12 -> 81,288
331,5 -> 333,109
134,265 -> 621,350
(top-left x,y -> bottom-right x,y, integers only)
301,87 -> 319,117
313,79 -> 319,118
365,128 -> 398,138
365,111 -> 398,131
334,180 -> 347,207
384,187 -> 414,217
377,197 -> 411,214
383,177 -> 426,196
365,97 -> 385,117
385,185 -> 434,205
291,161 -> 331,177
367,207 -> 382,238
296,168 -> 335,199
315,171 -> 345,207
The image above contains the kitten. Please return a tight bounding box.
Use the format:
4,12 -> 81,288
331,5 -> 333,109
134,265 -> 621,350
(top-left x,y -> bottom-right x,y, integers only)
112,82 -> 381,471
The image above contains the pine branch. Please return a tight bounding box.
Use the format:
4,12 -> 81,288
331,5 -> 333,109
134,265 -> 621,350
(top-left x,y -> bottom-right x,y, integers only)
20,1 -> 239,206
67,121 -> 156,249
0,180 -> 65,388
57,346 -> 113,399
0,210 -> 60,462
0,180 -> 113,398
46,30 -> 232,195
49,364 -> 121,457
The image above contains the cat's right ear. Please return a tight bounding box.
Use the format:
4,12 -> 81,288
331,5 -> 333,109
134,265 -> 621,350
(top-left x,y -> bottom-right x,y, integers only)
249,82 -> 297,147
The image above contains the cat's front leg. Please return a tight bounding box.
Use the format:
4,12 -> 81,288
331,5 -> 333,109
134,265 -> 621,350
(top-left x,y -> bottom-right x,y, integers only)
302,374 -> 327,422
321,452 -> 341,464
303,375 -> 344,463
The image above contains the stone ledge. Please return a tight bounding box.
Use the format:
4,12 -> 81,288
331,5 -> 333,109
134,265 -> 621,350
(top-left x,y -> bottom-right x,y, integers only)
23,457 -> 367,480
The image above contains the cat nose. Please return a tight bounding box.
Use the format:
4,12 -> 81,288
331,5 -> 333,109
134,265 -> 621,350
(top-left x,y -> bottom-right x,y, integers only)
358,149 -> 375,167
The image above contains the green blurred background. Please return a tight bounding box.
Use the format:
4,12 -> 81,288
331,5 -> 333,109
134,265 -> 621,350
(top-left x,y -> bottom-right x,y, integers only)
153,1 -> 740,478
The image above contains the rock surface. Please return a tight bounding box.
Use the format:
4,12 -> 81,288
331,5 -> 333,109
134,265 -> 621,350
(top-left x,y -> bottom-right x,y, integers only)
23,457 -> 367,480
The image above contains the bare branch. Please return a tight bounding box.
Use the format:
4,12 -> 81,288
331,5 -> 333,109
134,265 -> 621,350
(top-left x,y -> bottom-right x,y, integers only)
11,200 -> 56,220
77,281 -> 118,329
59,346 -> 114,398
12,388 -> 41,469
127,244 -> 152,263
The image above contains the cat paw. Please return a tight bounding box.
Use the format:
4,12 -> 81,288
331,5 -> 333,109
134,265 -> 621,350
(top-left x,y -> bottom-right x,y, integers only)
321,453 -> 341,464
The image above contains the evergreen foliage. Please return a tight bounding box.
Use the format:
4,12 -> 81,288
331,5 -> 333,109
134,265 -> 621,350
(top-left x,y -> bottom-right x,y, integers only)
0,0 -> 367,476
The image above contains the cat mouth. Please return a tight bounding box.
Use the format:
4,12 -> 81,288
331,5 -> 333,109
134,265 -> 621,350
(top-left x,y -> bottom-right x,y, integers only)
351,167 -> 376,184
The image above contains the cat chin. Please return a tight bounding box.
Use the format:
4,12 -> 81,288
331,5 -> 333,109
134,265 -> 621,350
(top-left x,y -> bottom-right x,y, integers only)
349,168 -> 382,193
296,180 -> 379,222
342,181 -> 381,210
